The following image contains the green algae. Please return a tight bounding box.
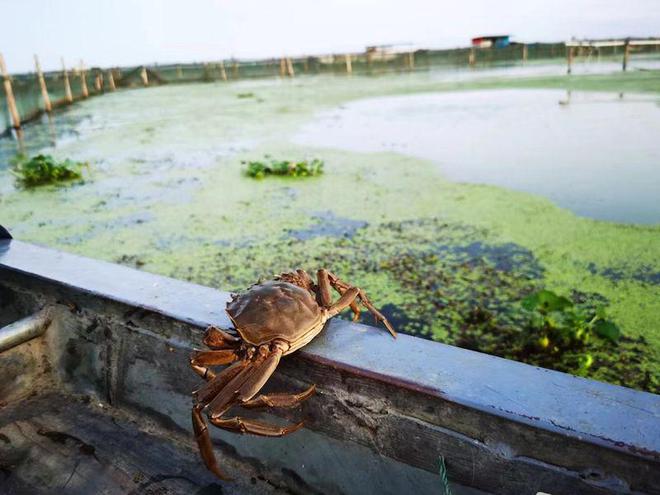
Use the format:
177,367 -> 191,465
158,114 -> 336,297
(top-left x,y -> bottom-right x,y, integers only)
0,70 -> 658,391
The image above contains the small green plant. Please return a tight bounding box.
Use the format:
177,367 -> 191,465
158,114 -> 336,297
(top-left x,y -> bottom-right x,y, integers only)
243,157 -> 324,179
10,154 -> 88,187
438,457 -> 452,495
236,92 -> 255,98
521,289 -> 621,373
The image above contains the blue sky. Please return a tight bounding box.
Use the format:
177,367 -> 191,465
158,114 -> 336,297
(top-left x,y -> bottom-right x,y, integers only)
1,0 -> 659,73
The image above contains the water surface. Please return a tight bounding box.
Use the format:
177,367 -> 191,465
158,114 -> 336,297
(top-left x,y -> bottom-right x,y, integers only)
294,89 -> 660,224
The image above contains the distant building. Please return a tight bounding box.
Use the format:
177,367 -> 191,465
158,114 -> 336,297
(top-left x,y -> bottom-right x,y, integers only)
471,35 -> 511,48
365,43 -> 414,61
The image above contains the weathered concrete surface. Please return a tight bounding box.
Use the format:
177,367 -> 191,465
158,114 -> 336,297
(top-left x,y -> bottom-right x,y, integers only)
1,238 -> 659,494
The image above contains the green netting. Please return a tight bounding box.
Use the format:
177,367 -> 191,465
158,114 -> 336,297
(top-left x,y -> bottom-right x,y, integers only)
3,42 -> 659,133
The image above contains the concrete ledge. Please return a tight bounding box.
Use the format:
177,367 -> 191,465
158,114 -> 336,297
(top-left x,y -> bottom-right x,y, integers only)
1,238 -> 659,494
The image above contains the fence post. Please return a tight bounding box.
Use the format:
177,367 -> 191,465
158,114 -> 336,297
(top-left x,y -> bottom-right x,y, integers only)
107,70 -> 116,91
34,55 -> 52,112
97,71 -> 104,91
61,58 -> 73,103
176,65 -> 182,79
468,47 -> 476,67
219,60 -> 227,81
522,44 -> 528,63
622,39 -> 630,72
232,61 -> 238,79
140,66 -> 149,86
286,57 -> 295,77
345,53 -> 352,74
566,45 -> 573,75
0,53 -> 21,129
408,51 -> 415,70
80,61 -> 89,97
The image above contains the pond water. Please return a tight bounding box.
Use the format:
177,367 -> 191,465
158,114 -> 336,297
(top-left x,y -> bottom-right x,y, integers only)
0,72 -> 658,390
294,89 -> 660,224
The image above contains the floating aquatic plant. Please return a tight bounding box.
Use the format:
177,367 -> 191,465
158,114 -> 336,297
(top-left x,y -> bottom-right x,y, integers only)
521,289 -> 621,373
243,157 -> 324,179
10,154 -> 88,188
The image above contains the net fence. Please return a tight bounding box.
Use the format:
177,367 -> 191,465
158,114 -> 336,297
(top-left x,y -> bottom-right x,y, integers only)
3,42 -> 660,133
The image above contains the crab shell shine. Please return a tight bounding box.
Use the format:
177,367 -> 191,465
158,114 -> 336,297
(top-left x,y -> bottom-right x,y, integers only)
226,281 -> 328,355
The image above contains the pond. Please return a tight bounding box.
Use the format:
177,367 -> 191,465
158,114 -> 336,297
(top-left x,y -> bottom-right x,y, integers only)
0,70 -> 658,392
294,89 -> 660,224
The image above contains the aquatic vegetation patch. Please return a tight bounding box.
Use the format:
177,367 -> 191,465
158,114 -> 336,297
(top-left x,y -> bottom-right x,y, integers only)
243,157 -> 324,179
10,154 -> 88,187
163,216 -> 656,392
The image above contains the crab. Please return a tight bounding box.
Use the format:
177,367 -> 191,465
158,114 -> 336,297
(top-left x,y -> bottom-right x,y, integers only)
190,268 -> 396,479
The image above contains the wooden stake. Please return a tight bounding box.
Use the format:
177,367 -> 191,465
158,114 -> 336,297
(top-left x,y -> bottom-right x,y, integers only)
279,57 -> 286,77
622,40 -> 630,72
34,55 -> 52,112
219,60 -> 227,81
80,60 -> 89,97
345,53 -> 352,74
232,61 -> 238,78
286,57 -> 295,77
566,46 -> 573,75
468,48 -> 476,67
522,44 -> 528,63
61,57 -> 73,103
0,53 -> 21,129
408,51 -> 415,70
107,70 -> 116,91
177,65 -> 182,78
140,66 -> 149,86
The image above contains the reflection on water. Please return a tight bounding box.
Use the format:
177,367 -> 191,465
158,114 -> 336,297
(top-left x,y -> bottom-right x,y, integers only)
0,110 -> 92,168
294,89 -> 660,224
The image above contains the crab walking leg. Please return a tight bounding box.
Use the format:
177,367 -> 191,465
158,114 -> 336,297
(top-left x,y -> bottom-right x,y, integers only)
194,359 -> 249,405
191,358 -> 256,481
326,287 -> 360,318
325,270 -> 397,338
190,349 -> 241,381
208,344 -> 285,418
204,325 -> 240,349
242,384 -> 316,409
208,343 -> 306,436
192,406 -> 231,480
210,416 -> 304,436
317,269 -> 361,320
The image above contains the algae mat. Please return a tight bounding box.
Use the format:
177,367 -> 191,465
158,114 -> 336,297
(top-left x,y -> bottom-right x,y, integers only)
0,70 -> 658,392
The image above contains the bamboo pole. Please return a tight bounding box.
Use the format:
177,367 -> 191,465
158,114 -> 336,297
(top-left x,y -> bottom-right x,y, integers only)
468,48 -> 476,67
345,53 -> 352,74
80,60 -> 89,97
622,40 -> 630,71
140,66 -> 149,86
286,57 -> 295,77
408,51 -> 415,70
94,72 -> 102,92
34,55 -> 52,112
0,53 -> 21,129
107,70 -> 116,91
61,57 -> 73,103
219,60 -> 227,81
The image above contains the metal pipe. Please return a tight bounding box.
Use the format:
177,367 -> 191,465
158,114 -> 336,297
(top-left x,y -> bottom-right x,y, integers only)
0,309 -> 51,353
